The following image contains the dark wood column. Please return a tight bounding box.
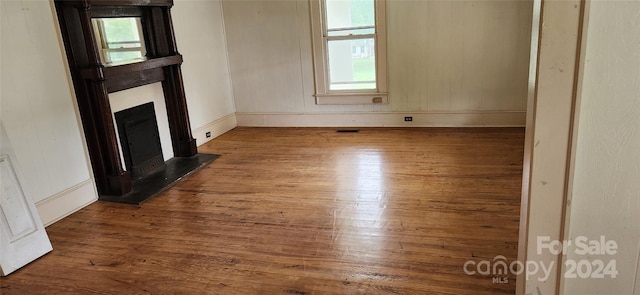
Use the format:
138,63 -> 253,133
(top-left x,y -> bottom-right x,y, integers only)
56,2 -> 132,195
54,0 -> 197,197
162,65 -> 198,157
80,6 -> 132,195
157,7 -> 197,157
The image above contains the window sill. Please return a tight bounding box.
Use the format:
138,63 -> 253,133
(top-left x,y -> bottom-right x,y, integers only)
315,93 -> 389,105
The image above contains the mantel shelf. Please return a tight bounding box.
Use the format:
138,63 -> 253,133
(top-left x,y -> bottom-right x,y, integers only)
79,55 -> 182,81
103,55 -> 183,78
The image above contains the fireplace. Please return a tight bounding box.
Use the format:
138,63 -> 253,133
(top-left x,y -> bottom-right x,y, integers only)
54,0 -> 218,204
115,102 -> 165,179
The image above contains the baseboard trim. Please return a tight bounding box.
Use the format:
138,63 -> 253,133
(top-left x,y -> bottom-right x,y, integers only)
192,113 -> 237,146
36,179 -> 98,227
236,111 -> 526,127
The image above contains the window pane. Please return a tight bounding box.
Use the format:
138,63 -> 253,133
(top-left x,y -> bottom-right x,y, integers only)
325,0 -> 375,30
108,51 -> 143,63
101,18 -> 141,44
327,38 -> 376,90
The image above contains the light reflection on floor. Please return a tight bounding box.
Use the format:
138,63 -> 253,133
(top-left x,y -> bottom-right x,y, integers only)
334,148 -> 387,265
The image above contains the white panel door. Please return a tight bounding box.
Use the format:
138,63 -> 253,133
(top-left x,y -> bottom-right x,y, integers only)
0,154 -> 52,276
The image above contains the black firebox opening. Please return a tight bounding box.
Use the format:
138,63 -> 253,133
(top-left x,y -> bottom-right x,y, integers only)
115,102 -> 165,179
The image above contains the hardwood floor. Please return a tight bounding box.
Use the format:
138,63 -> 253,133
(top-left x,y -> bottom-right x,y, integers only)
1,127 -> 524,294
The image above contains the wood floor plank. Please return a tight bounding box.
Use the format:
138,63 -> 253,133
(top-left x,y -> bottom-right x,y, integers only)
1,127 -> 524,294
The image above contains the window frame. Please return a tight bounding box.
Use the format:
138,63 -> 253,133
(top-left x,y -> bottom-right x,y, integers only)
310,0 -> 388,105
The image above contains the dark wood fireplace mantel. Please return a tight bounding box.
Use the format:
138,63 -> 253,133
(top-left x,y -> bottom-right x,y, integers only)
55,0 -> 198,198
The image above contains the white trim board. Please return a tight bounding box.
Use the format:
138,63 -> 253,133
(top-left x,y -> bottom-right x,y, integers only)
36,179 -> 98,227
236,111 -> 526,127
192,113 -> 237,146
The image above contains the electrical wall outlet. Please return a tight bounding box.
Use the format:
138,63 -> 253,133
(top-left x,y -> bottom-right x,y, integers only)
206,131 -> 212,138
404,116 -> 413,122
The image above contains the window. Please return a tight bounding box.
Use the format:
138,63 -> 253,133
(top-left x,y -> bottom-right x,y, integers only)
92,17 -> 146,65
310,0 -> 388,104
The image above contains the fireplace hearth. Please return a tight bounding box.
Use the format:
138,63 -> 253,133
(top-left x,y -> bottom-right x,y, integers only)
99,153 -> 218,205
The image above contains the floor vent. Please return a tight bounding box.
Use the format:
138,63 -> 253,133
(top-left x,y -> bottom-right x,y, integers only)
336,129 -> 360,133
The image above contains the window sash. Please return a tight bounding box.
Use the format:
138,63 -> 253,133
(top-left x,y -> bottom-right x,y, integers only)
326,37 -> 377,90
322,0 -> 377,93
326,25 -> 375,37
325,34 -> 375,41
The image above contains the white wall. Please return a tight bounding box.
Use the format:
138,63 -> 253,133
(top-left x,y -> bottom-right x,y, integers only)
563,1 -> 640,294
387,0 -> 531,112
172,0 -> 237,144
222,0 -> 310,113
221,0 -> 532,126
1,0 -> 98,225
